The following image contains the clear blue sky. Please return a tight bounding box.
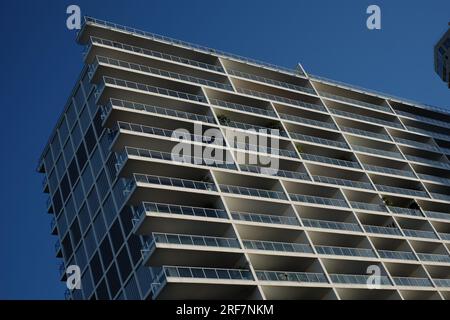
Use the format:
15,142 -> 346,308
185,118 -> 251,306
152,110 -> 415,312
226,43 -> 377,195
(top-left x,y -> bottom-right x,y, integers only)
0,0 -> 448,299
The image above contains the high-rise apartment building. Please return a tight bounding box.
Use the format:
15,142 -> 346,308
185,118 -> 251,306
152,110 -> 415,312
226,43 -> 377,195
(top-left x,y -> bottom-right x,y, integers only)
435,23 -> 450,87
39,17 -> 450,300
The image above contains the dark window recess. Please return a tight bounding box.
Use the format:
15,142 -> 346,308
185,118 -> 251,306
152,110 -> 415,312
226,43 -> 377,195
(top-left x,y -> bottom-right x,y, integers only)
127,234 -> 142,265
62,234 -> 73,258
78,204 -> 90,234
96,170 -> 109,201
106,263 -> 121,298
76,143 -> 88,171
109,219 -> 124,252
96,278 -> 110,300
84,126 -> 97,155
52,188 -> 63,214
93,110 -> 104,137
99,235 -> 114,269
68,158 -> 79,187
87,187 -> 100,217
90,252 -> 103,283
70,217 -> 82,248
117,246 -> 132,282
60,174 -> 71,202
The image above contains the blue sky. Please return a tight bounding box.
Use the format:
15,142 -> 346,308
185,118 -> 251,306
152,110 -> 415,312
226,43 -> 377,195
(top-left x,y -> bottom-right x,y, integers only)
0,0 -> 448,299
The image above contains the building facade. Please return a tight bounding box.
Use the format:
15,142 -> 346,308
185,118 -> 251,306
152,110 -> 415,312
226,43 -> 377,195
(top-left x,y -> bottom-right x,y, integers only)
39,17 -> 450,300
435,24 -> 450,87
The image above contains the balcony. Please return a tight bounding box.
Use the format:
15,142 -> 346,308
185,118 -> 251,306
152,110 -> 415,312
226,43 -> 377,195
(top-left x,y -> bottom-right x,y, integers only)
117,146 -> 237,171
290,194 -> 349,208
416,253 -> 450,263
90,55 -> 233,91
393,136 -> 440,153
363,164 -> 416,179
103,98 -> 215,124
240,164 -> 310,181
374,184 -> 429,198
315,245 -> 375,258
352,144 -> 403,160
300,153 -> 361,169
255,270 -> 328,284
417,173 -> 450,186
242,239 -> 314,254
349,201 -> 387,212
231,211 -> 299,227
217,117 -> 288,138
236,87 -> 326,113
132,173 -> 218,193
423,210 -> 450,221
433,278 -> 450,287
363,225 -> 403,236
402,228 -> 438,240
318,91 -> 391,114
387,206 -> 423,217
279,112 -> 337,130
150,265 -> 255,299
227,69 -> 316,96
329,108 -> 402,129
96,76 -> 207,105
340,126 -> 391,142
312,175 -> 374,190
219,184 -> 288,201
396,109 -> 450,130
377,249 -> 417,261
329,274 -> 392,286
430,192 -> 450,202
406,125 -> 450,143
209,98 -> 277,118
291,132 -> 349,150
233,141 -> 298,159
302,218 -> 361,233
87,36 -> 225,73
405,155 -> 450,170
392,277 -> 433,287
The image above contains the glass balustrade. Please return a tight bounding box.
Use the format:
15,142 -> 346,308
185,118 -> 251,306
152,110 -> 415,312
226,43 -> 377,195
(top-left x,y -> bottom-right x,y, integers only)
329,274 -> 392,285
352,145 -> 403,160
387,206 -> 423,217
319,91 -> 392,113
134,173 -> 218,192
405,155 -> 450,170
363,163 -> 415,178
236,87 -> 326,113
329,108 -> 402,129
392,137 -> 440,153
231,211 -> 299,226
302,218 -> 361,232
93,55 -> 233,90
423,210 -> 450,221
363,224 -> 403,236
350,201 -> 387,212
89,36 -> 225,72
228,69 -> 316,95
417,253 -> 450,263
161,265 -> 254,281
290,194 -> 349,208
279,112 -> 337,130
315,245 -> 375,257
219,184 -> 288,200
433,279 -> 450,287
300,153 -> 361,169
439,232 -> 450,241
340,126 -> 391,141
219,119 -> 288,137
255,270 -> 328,283
209,98 -> 277,118
312,175 -> 374,190
234,142 -> 298,158
136,202 -> 229,220
375,184 -> 429,198
148,232 -> 241,249
290,132 -> 349,149
417,173 -> 450,185
377,250 -> 416,260
242,239 -> 313,254
106,98 -> 215,123
392,277 -> 433,287
396,110 -> 450,130
240,164 -> 310,181
406,126 -> 450,143
430,192 -> 450,202
402,228 -> 438,240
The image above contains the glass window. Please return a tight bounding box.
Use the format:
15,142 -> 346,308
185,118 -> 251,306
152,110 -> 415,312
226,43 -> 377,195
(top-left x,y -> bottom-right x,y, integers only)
68,158 -> 79,188
75,242 -> 87,271
90,147 -> 103,178
119,206 -> 133,237
81,70 -> 92,98
55,155 -> 66,182
87,90 -> 97,117
78,203 -> 90,234
85,226 -> 97,259
48,169 -> 58,194
90,252 -> 103,284
57,211 -> 68,237
93,210 -> 106,242
117,246 -> 132,282
70,217 -> 82,249
66,102 -> 77,129
74,86 -> 85,114
87,187 -> 100,218
106,263 -> 121,298
81,163 -> 94,193
99,133 -> 110,159
96,170 -> 109,201
96,279 -> 110,300
93,110 -> 104,137
52,188 -> 63,215
136,265 -> 153,296
81,268 -> 94,299
124,276 -> 140,299
80,106 -> 91,133
44,149 -> 54,172
63,137 -> 74,164
51,133 -> 61,160
102,193 -> 116,228
73,181 -> 85,211
62,234 -> 73,258
71,121 -> 83,150
65,195 -> 76,225
99,235 -> 113,269
84,125 -> 97,155
127,234 -> 142,266
76,143 -> 88,171
58,118 -> 69,146
60,174 -> 71,202
109,219 -> 124,253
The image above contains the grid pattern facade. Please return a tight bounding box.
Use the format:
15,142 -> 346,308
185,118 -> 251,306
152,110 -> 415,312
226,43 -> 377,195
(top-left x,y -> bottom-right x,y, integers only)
39,17 -> 450,300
